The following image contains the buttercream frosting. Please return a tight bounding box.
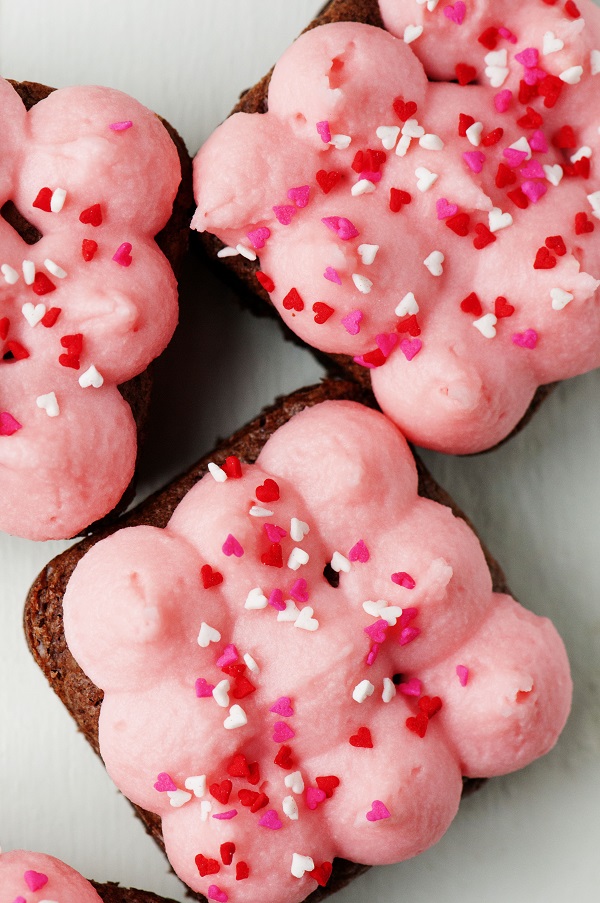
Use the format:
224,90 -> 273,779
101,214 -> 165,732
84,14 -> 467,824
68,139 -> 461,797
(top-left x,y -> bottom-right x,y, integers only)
63,400 -> 571,903
0,849 -> 102,903
193,0 -> 600,453
0,79 -> 180,540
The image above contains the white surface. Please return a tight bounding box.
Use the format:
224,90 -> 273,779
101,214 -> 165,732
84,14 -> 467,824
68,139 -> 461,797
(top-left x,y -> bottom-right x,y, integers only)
0,1 -> 599,901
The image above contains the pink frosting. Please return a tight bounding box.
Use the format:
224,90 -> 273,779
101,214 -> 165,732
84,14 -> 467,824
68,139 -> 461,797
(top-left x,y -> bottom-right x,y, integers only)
0,849 -> 102,903
0,78 -> 181,540
63,401 -> 571,903
193,0 -> 600,453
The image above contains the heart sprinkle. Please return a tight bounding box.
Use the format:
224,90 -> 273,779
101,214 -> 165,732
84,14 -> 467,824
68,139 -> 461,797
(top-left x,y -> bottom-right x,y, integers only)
366,800 -> 391,821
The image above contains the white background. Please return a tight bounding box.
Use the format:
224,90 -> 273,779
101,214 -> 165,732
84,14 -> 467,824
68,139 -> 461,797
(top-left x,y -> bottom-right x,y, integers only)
1,2 -> 599,901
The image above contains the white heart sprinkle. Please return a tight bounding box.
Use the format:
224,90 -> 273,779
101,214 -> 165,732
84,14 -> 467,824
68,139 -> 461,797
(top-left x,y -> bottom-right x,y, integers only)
217,246 -> 239,258
352,273 -> 373,294
543,31 -> 564,55
36,392 -> 59,418
167,789 -> 192,808
509,137 -> 532,160
22,302 -> 46,327
249,505 -> 274,517
560,65 -> 583,85
473,313 -> 498,339
488,207 -> 513,233
484,49 -> 507,67
291,854 -> 315,879
485,65 -> 509,88
417,0 -> 439,8
353,679 -> 375,703
22,260 -> 35,285
44,258 -> 66,279
351,178 -> 376,197
290,517 -> 310,541
284,771 -> 305,794
544,164 -> 564,187
376,125 -> 400,150
294,606 -> 319,631
200,800 -> 213,821
550,288 -> 574,311
277,600 -> 300,622
403,24 -> 423,44
382,677 -> 396,703
395,291 -> 419,317
223,704 -> 247,730
362,600 -> 386,618
571,146 -> 592,164
587,191 -> 600,212
415,166 -> 438,192
466,122 -> 483,147
395,134 -> 411,157
419,133 -> 444,151
208,462 -> 227,482
287,547 -> 309,570
236,243 -> 256,261
244,652 -> 259,672
197,622 -> 221,647
212,679 -> 231,708
402,119 -> 425,139
78,365 -> 104,389
591,49 -> 600,76
330,134 -> 351,150
245,587 -> 268,610
50,187 -> 66,213
184,775 -> 207,797
331,551 -> 351,573
283,796 -> 299,820
379,605 -> 403,626
424,250 -> 444,276
357,244 -> 379,266
1,264 -> 18,284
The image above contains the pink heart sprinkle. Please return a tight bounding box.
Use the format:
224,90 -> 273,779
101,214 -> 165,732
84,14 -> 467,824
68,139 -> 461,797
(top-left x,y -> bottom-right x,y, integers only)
268,588 -> 286,611
399,338 -> 422,362
463,150 -> 486,174
364,619 -> 388,645
366,800 -> 391,822
366,643 -> 379,666
398,677 -> 422,696
154,772 -> 177,792
273,721 -> 295,743
322,216 -> 359,241
342,309 -> 363,335
498,26 -> 517,43
376,333 -> 398,358
503,148 -> 528,168
287,185 -> 310,207
290,578 -> 309,603
360,170 -> 382,183
112,241 -> 132,266
530,130 -> 548,153
222,533 -> 244,557
247,226 -> 271,249
212,809 -> 238,820
494,89 -> 513,113
348,540 -> 369,563
391,572 -> 416,589
316,120 -> 331,143
353,354 -> 376,369
512,329 -> 538,349
259,809 -> 282,829
109,120 -> 133,131
519,160 -> 545,180
436,198 -> 458,220
306,787 -> 327,810
13,897 -> 26,903
264,523 -> 287,543
443,1 -> 465,25
324,266 -> 342,284
208,885 -> 228,903
0,412 -> 22,436
399,626 -> 421,646
524,67 -> 547,86
515,47 -> 538,68
24,872 -> 48,892
399,607 -> 419,628
216,644 -> 239,668
195,677 -> 215,698
456,664 -> 469,687
521,181 -> 547,204
273,205 -> 296,226
270,696 -> 294,717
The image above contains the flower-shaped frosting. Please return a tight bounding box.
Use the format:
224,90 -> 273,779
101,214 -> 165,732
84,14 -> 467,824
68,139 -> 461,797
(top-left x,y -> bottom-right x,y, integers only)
64,401 -> 571,903
193,0 -> 600,453
0,849 -> 101,903
0,78 -> 180,539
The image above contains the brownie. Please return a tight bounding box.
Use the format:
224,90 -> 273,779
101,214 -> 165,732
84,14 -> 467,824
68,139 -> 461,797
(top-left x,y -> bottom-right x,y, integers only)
25,378 -> 499,903
92,883 -> 179,903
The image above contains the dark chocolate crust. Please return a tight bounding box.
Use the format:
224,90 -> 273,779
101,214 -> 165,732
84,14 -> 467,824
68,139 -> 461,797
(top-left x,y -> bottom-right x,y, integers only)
195,0 -> 555,447
92,882 -> 179,903
25,379 -> 505,903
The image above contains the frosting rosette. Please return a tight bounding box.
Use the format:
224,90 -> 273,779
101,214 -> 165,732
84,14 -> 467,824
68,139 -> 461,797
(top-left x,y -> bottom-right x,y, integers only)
193,0 -> 600,453
0,849 -> 102,903
0,78 -> 180,540
64,401 -> 571,903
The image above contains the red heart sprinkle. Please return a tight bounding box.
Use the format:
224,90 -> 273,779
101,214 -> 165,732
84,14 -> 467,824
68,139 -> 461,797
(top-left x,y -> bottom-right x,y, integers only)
574,157 -> 590,179
575,212 -> 594,235
82,238 -> 98,261
282,287 -> 304,312
538,74 -> 562,108
309,862 -> 333,887
236,862 -> 250,881
201,564 -> 223,588
316,170 -> 340,194
31,272 -> 56,295
473,223 -> 496,250
222,455 -> 242,478
274,744 -> 293,769
58,353 -> 80,369
238,789 -> 259,808
351,150 -> 365,173
419,695 -> 443,717
256,478 -> 280,502
227,754 -> 249,778
256,271 -> 275,293
246,761 -> 261,786
61,333 -> 83,353
396,314 -> 421,337
519,79 -> 538,105
223,662 -> 246,677
349,726 -> 373,748
79,203 -> 103,226
446,212 -> 470,237
312,302 -> 334,324
251,792 -> 269,813
517,107 -> 543,130
32,187 -> 52,211
261,543 -> 283,568
389,188 -> 411,212
220,842 -> 235,866
315,775 -> 340,798
360,348 -> 387,368
494,296 -> 515,319
232,675 -> 256,699
534,247 -> 556,269
209,780 -> 232,805
392,96 -> 417,121
0,318 -> 9,340
195,854 -> 221,877
495,163 -> 516,189
456,63 -> 477,86
565,0 -> 581,18
545,235 -> 566,256
552,125 -> 576,149
507,188 -> 528,210
458,113 -> 475,137
5,341 -> 29,361
478,26 -> 498,49
406,712 -> 429,737
41,307 -> 61,328
460,292 -> 482,316
481,127 -> 503,147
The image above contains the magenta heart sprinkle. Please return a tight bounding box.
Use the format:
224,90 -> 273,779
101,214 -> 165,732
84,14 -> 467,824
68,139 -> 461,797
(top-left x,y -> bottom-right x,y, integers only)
306,787 -> 327,810
24,872 -> 48,892
366,800 -> 391,822
273,204 -> 296,226
287,184 -> 310,207
290,578 -> 309,603
512,329 -> 538,349
247,226 -> 271,249
366,643 -> 379,666
207,885 -> 228,903
13,897 -> 26,903
436,198 -> 458,220
520,160 -> 545,180
342,309 -> 363,335
268,588 -> 286,611
270,696 -> 294,717
456,664 -> 469,687
397,677 -> 422,696
399,626 -> 421,646
392,571 -> 416,589
524,67 -> 546,85
400,338 -> 422,362
463,151 -> 486,174
530,130 -> 548,153
324,265 -> 342,284
109,120 -> 133,131
316,120 -> 331,143
399,607 -> 418,627
195,677 -> 215,698
494,89 -> 512,113
212,809 -> 238,820
321,216 -> 359,240
515,47 -> 538,68
360,170 -> 382,183
273,721 -> 295,743
154,772 -> 177,792
259,809 -> 282,829
376,333 -> 398,358
348,540 -> 369,563
353,354 -> 376,369
364,619 -> 388,645
216,644 -> 239,668
498,26 -> 517,43
0,412 -> 22,436
264,523 -> 287,542
521,181 -> 547,204
503,148 -> 528,168
222,533 -> 244,557
443,1 -> 465,24
112,241 -> 132,266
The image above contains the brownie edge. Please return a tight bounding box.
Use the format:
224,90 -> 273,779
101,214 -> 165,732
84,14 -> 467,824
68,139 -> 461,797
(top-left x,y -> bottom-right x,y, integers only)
92,883 -> 179,903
